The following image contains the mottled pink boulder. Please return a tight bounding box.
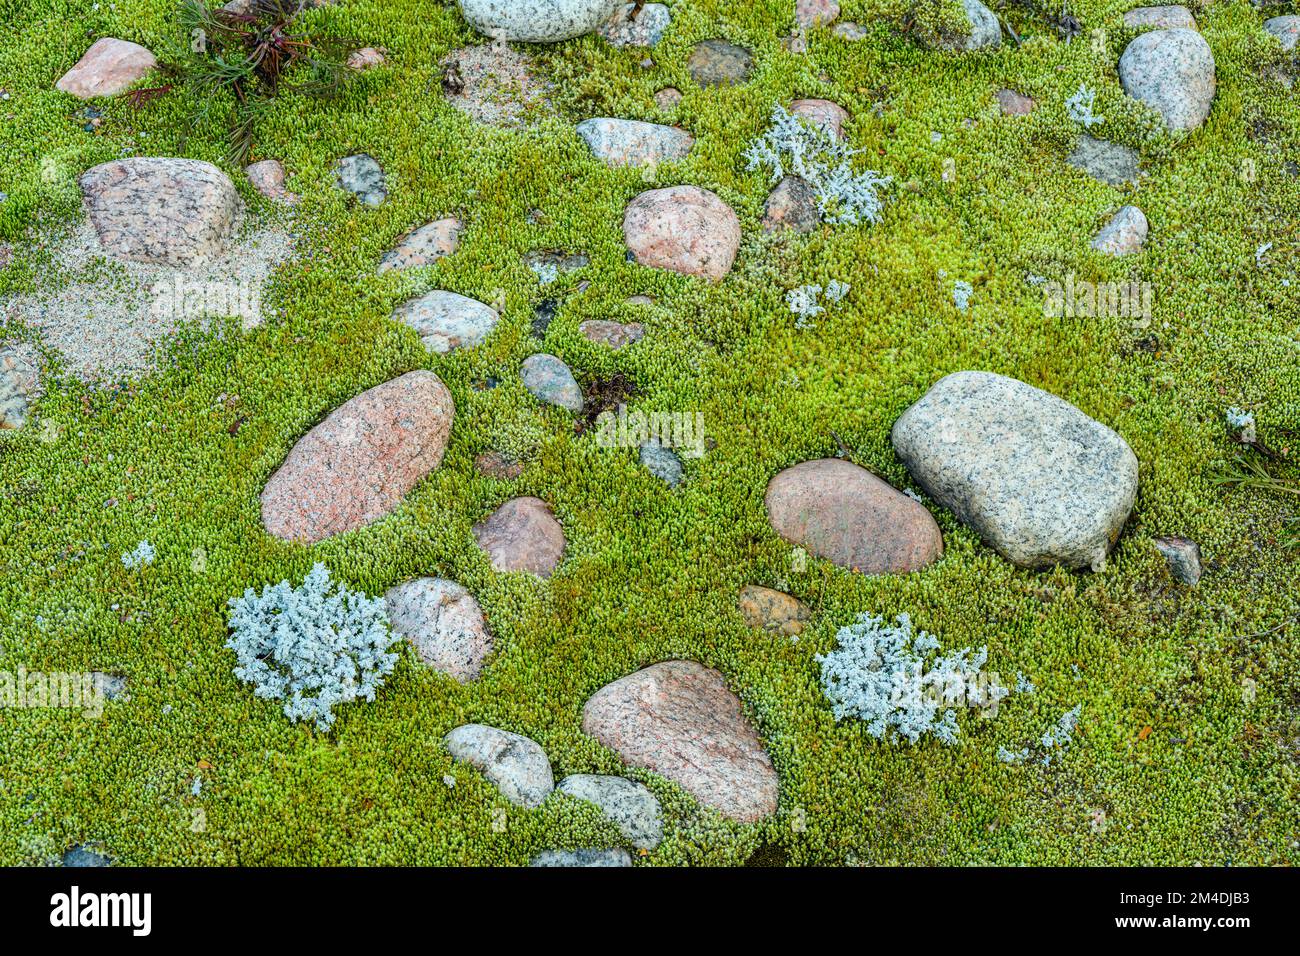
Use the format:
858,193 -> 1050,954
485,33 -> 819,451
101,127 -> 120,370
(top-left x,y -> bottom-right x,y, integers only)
795,0 -> 840,29
347,47 -> 386,71
582,660 -> 779,822
80,158 -> 241,266
790,97 -> 848,138
579,320 -> 645,349
765,458 -> 943,573
261,371 -> 454,543
473,496 -> 565,577
56,38 -> 157,99
245,160 -> 300,205
623,185 -> 740,282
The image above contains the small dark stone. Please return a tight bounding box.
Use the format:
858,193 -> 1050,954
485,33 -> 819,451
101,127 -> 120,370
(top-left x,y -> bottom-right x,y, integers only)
441,59 -> 465,95
62,845 -> 111,867
532,299 -> 558,338
1153,536 -> 1202,585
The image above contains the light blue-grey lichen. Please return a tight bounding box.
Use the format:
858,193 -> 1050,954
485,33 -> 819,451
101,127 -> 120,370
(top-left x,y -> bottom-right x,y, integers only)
816,612 -> 1002,745
744,105 -> 889,225
1065,84 -> 1105,128
787,280 -> 851,328
225,563 -> 399,731
952,280 -> 973,312
121,540 -> 155,570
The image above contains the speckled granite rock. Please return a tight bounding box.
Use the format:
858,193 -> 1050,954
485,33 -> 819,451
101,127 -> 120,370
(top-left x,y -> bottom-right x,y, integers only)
687,39 -> 753,86
796,0 -> 840,29
0,344 -> 42,430
80,158 -> 241,267
654,86 -> 682,109
458,0 -> 621,42
834,21 -> 869,39
1091,205 -> 1148,256
56,38 -> 156,99
392,290 -> 499,354
934,0 -> 1002,50
738,585 -> 811,637
582,660 -> 779,822
1124,6 -> 1196,30
579,319 -> 645,349
525,248 -> 589,281
473,496 -> 566,577
531,848 -> 631,866
639,439 -> 684,486
245,159 -> 300,205
891,371 -> 1139,571
260,371 -> 454,543
789,97 -> 848,138
522,353 -> 583,412
600,3 -> 670,46
576,118 -> 694,167
1119,28 -> 1215,132
333,153 -> 387,207
1153,536 -> 1202,585
761,175 -> 820,233
445,724 -> 554,808
766,459 -> 944,573
1264,16 -> 1299,51
557,774 -> 663,849
378,218 -> 462,273
1067,135 -> 1143,186
385,578 -> 493,681
997,88 -> 1035,115
623,185 -> 740,282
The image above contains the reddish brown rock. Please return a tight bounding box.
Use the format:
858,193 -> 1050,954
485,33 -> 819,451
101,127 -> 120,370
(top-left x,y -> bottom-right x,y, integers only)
80,158 -> 241,266
795,0 -> 840,29
790,97 -> 848,138
578,320 -> 645,349
765,458 -> 943,573
738,585 -> 811,636
996,88 -> 1035,116
347,47 -> 386,71
761,175 -> 819,233
245,159 -> 300,205
623,185 -> 740,282
581,660 -> 779,822
473,496 -> 565,578
261,371 -> 454,543
56,38 -> 157,99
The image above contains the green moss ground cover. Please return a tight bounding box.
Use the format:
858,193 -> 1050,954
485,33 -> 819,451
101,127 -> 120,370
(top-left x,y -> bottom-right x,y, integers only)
0,0 -> 1298,865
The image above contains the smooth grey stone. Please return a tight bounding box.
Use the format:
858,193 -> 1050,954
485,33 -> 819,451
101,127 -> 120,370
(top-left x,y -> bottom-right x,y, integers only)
392,290 -> 499,354
1067,135 -> 1143,186
599,3 -> 670,47
639,440 -> 684,487
934,0 -> 1002,50
1091,205 -> 1148,256
557,774 -> 663,849
1119,28 -> 1215,131
576,118 -> 693,167
522,353 -> 583,412
1153,536 -> 1202,585
334,153 -> 387,207
530,848 -> 631,867
458,0 -> 621,42
891,371 -> 1139,571
62,845 -> 111,867
445,724 -> 554,808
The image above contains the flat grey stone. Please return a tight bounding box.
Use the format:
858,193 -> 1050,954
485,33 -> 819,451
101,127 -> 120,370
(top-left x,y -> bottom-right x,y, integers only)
1067,135 -> 1143,186
576,118 -> 694,167
934,0 -> 1002,50
0,344 -> 42,430
458,0 -> 621,42
1123,6 -> 1196,30
1264,16 -> 1299,51
891,371 -> 1139,571
392,290 -> 499,354
557,774 -> 663,849
522,353 -> 583,412
687,39 -> 753,86
445,724 -> 554,808
1119,28 -> 1216,132
639,440 -> 684,486
378,219 -> 461,273
334,153 -> 387,207
62,845 -> 111,867
530,848 -> 631,866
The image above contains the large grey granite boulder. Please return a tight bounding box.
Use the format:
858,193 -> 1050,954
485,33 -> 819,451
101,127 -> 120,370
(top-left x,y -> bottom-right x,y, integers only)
385,578 -> 493,681
557,774 -> 663,849
445,724 -> 554,808
458,0 -> 622,42
1119,28 -> 1215,132
891,371 -> 1138,571
582,660 -> 779,822
79,158 -> 241,266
